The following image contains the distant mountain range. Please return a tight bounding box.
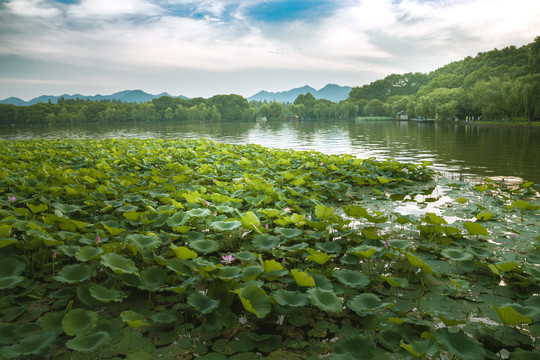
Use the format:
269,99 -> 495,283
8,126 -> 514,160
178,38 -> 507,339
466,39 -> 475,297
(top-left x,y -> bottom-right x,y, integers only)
0,90 -> 187,106
247,84 -> 352,103
1,84 -> 352,106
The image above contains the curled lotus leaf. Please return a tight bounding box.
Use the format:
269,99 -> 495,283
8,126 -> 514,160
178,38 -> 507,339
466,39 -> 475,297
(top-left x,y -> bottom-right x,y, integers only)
400,339 -> 439,358
186,208 -> 211,218
89,284 -> 128,303
0,331 -> 57,358
463,222 -> 488,236
189,239 -> 220,254
55,264 -> 93,284
126,234 -> 162,251
306,288 -> 342,314
215,266 -> 242,281
187,292 -> 220,316
235,284 -> 271,319
332,269 -> 370,289
100,253 -> 139,275
66,331 -> 111,353
347,293 -> 393,316
441,248 -> 474,262
209,220 -> 242,232
272,289 -> 309,307
62,308 -> 98,336
75,246 -> 104,262
332,334 -> 373,359
274,228 -> 303,239
120,310 -> 148,328
435,328 -> 486,360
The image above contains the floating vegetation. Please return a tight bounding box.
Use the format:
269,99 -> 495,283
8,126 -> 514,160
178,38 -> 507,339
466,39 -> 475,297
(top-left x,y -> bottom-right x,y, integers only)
0,138 -> 539,359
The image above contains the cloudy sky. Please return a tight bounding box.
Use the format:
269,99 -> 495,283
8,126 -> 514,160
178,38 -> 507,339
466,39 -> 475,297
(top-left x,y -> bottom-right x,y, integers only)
0,0 -> 538,100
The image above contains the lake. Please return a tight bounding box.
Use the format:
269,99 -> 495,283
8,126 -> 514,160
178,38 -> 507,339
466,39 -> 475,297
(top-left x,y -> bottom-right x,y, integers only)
2,119 -> 539,183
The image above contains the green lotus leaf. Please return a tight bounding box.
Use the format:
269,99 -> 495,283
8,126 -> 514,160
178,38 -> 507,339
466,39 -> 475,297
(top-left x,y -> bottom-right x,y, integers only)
139,266 -> 168,291
344,205 -> 368,218
186,208 -> 211,218
89,284 -> 128,303
463,222 -> 488,236
508,348 -> 540,360
424,212 -> 447,225
0,223 -> 12,237
281,242 -> 308,252
171,244 -> 198,260
332,269 -> 370,289
290,268 -> 315,287
189,239 -> 220,254
243,265 -> 264,281
0,331 -> 57,358
150,310 -> 180,328
306,288 -> 342,314
492,305 -> 532,325
256,334 -> 282,353
381,275 -> 409,288
209,220 -> 242,232
261,258 -> 284,273
435,328 -> 486,360
121,310 -> 148,328
348,245 -> 377,259
274,228 -> 303,239
0,238 -> 17,249
361,228 -> 380,240
315,204 -> 334,219
468,247 -> 491,258
332,334 -> 373,359
405,252 -> 436,275
315,241 -> 342,254
126,234 -> 162,251
495,261 -> 520,272
215,266 -> 242,281
233,251 -> 257,262
0,275 -> 25,290
476,210 -> 494,221
235,284 -> 271,318
0,255 -> 26,277
187,292 -> 220,316
449,278 -> 470,288
252,234 -> 282,251
55,263 -> 93,284
56,244 -> 80,257
229,331 -> 257,352
101,253 -> 139,275
66,331 -> 111,352
52,202 -> 82,213
441,248 -> 474,262
103,224 -> 126,236
272,289 -> 309,307
241,211 -> 261,230
347,293 -> 393,316
75,246 -> 104,262
386,239 -> 413,250
376,328 -> 402,351
27,203 -> 48,214
437,312 -> 467,326
400,339 -> 439,358
117,204 -> 138,213
62,308 -> 98,336
307,248 -> 333,265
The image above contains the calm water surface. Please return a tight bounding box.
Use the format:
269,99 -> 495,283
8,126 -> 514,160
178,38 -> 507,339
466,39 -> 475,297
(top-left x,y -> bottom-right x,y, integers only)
2,120 -> 539,183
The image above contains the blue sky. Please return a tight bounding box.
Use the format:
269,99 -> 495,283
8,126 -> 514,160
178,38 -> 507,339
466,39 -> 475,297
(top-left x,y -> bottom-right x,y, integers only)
0,0 -> 539,100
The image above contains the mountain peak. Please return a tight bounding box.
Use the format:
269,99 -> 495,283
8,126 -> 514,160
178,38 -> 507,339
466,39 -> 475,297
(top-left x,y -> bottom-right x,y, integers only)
248,84 -> 351,103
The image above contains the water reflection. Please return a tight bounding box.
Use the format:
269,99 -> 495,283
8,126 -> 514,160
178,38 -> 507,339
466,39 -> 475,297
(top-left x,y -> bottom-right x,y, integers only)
1,120 -> 539,183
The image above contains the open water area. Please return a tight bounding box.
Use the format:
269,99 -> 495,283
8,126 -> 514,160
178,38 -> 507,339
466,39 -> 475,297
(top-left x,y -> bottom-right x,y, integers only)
2,119 -> 539,184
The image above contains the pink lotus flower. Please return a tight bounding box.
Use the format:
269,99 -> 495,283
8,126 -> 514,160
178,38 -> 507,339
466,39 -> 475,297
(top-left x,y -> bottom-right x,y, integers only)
220,254 -> 235,264
52,252 -> 57,259
8,196 -> 16,202
384,239 -> 389,249
95,235 -> 101,244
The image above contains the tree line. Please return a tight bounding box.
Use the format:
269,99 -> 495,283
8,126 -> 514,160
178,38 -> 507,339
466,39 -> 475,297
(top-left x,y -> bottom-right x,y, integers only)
0,94 -> 255,125
1,37 -> 538,125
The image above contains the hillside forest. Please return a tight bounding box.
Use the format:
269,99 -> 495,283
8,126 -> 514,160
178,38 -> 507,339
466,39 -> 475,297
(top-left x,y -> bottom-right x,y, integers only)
0,37 -> 538,125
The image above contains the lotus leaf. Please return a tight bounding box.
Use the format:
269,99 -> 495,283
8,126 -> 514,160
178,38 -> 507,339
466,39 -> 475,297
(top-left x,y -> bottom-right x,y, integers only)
62,308 -> 98,336
331,334 -> 373,359
272,289 -> 309,307
333,269 -> 370,289
492,305 -> 532,325
435,328 -> 486,360
441,249 -> 474,262
55,263 -> 93,284
187,292 -> 220,316
209,220 -> 242,232
307,288 -> 342,314
307,248 -> 333,265
89,284 -> 128,303
290,269 -> 315,287
315,241 -> 342,254
400,339 -> 439,358
252,234 -> 282,251
233,251 -> 257,262
381,275 -> 409,288
66,331 -> 111,352
120,310 -> 148,328
215,266 -> 242,281
139,266 -> 167,291
171,245 -> 198,260
315,204 -> 334,219
186,208 -> 211,218
347,293 -> 392,315
235,284 -> 271,318
100,253 -> 139,275
190,239 -> 220,253
0,238 -> 17,249
274,228 -> 303,239
75,246 -> 104,262
0,331 -> 57,359
463,222 -> 488,236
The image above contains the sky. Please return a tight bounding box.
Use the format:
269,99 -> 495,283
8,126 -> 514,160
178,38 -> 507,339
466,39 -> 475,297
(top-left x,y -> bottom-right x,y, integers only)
0,0 -> 539,101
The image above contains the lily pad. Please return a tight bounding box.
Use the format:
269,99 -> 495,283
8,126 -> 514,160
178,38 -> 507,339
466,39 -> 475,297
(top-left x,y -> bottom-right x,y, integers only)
62,308 -> 98,336
306,288 -> 342,314
66,331 -> 111,352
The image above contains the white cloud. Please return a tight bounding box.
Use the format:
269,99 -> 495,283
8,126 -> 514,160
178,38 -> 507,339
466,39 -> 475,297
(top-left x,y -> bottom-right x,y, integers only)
5,0 -> 61,17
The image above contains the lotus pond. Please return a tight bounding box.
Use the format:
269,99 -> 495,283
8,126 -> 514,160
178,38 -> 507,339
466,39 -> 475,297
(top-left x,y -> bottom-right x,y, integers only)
0,138 -> 539,360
